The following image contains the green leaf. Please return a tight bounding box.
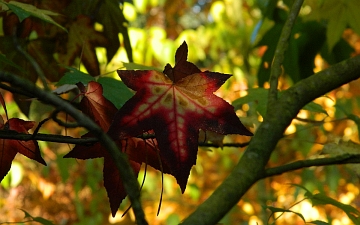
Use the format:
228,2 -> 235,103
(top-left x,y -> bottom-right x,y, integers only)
310,193 -> 360,224
20,209 -> 33,219
293,184 -> 360,224
335,104 -> 360,139
56,67 -> 95,86
33,217 -> 55,225
347,0 -> 360,36
309,220 -> 329,225
326,6 -> 347,52
303,102 -> 328,115
95,0 -> 133,62
0,2 -> 9,11
321,38 -> 354,65
256,22 -> 283,87
6,1 -> 67,32
122,62 -> 162,71
97,77 -> 134,108
265,205 -> 306,223
20,209 -> 55,225
7,2 -> 30,21
0,53 -> 26,73
232,88 -> 269,116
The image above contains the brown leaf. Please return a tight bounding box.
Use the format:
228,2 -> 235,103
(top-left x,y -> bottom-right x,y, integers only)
0,118 -> 46,182
58,15 -> 108,76
65,81 -> 171,217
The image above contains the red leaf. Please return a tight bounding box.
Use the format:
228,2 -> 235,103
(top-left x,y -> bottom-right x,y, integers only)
109,41 -> 253,192
163,41 -> 201,82
0,118 -> 46,182
77,81 -> 118,131
65,81 -> 170,216
103,157 -> 141,216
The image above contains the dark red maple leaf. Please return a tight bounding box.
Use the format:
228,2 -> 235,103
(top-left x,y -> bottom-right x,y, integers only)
65,81 -> 170,216
0,118 -> 46,182
108,41 -> 253,192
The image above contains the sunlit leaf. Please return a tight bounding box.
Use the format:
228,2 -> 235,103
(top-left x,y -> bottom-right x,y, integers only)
108,41 -> 253,191
295,184 -> 360,224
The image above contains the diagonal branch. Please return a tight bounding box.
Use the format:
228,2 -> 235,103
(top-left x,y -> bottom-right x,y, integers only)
181,2 -> 360,225
181,52 -> 360,225
0,72 -> 148,225
267,0 -> 304,109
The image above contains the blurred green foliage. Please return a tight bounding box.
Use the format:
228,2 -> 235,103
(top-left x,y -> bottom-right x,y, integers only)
1,0 -> 360,224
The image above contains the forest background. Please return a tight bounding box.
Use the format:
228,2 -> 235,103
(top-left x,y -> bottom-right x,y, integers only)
1,0 -> 360,224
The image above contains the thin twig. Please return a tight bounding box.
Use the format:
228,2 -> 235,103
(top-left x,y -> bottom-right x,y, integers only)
0,130 -> 98,145
0,129 -> 249,148
263,154 -> 360,178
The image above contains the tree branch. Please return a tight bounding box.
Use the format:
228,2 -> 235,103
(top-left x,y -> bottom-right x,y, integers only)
267,0 -> 304,109
0,72 -> 148,225
264,154 -> 360,178
181,2 -> 360,225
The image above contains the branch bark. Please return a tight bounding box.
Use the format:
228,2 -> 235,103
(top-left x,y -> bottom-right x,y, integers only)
267,0 -> 304,108
181,50 -> 360,225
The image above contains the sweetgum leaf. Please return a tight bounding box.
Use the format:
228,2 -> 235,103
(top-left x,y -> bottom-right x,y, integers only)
64,81 -> 170,217
56,67 -> 95,86
0,118 -> 46,182
163,41 -> 201,82
109,42 -> 252,191
77,81 -> 117,130
97,77 -> 134,108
